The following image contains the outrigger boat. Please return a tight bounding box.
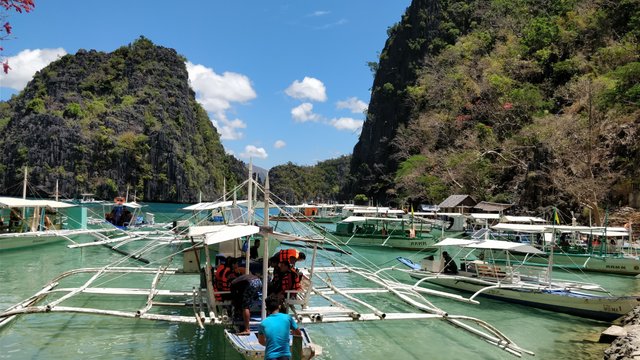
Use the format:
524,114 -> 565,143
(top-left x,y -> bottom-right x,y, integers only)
0,165 -> 534,358
396,237 -> 640,322
317,216 -> 440,250
271,204 -> 343,224
489,223 -> 640,275
0,197 -> 114,251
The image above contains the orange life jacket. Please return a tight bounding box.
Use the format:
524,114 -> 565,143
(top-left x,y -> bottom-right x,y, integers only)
279,249 -> 299,264
214,264 -> 233,301
280,268 -> 301,296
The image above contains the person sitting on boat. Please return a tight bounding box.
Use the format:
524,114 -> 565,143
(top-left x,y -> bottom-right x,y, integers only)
442,251 -> 458,274
214,257 -> 238,302
250,239 -> 261,260
9,208 -> 22,228
108,205 -> 124,226
230,273 -> 263,336
269,260 -> 302,311
44,215 -> 53,230
258,296 -> 301,360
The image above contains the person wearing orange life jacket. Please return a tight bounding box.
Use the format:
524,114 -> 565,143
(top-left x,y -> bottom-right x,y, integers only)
276,249 -> 306,267
269,260 -> 301,311
214,257 -> 238,302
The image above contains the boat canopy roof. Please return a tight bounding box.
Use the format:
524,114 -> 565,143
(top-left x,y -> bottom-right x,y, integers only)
492,223 -> 547,232
579,230 -> 629,237
188,224 -> 259,245
493,223 -> 626,236
287,203 -> 336,209
468,213 -> 501,220
434,237 -> 543,254
341,216 -> 407,223
182,200 -> 248,211
413,212 -> 466,217
501,215 -> 547,223
352,209 -> 404,214
469,239 -> 544,254
0,197 -> 75,209
434,238 -> 477,247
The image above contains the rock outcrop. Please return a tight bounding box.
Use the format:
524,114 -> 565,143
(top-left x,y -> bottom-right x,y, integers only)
0,37 -> 245,202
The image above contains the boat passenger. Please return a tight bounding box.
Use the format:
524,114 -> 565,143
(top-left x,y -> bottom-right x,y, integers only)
9,208 -> 22,228
250,239 -> 261,259
275,249 -> 306,267
442,251 -> 458,274
230,273 -> 263,335
269,260 -> 302,310
214,257 -> 238,302
258,296 -> 301,360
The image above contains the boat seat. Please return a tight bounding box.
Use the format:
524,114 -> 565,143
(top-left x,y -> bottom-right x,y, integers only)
475,264 -> 507,278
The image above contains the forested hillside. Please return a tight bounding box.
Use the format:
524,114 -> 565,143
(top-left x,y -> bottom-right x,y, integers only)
269,155 -> 351,204
349,0 -> 640,218
0,37 -> 246,202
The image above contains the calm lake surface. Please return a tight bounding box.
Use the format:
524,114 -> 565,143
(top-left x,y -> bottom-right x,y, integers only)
1,203 -> 637,359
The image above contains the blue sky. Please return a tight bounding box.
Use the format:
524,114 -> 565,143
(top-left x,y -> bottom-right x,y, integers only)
0,1 -> 410,169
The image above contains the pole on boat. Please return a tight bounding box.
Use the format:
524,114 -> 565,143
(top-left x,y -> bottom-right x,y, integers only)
303,243 -> 318,309
125,185 -> 130,203
223,178 -> 227,202
203,241 -> 218,319
546,207 -> 558,284
245,159 -> 253,275
261,173 -> 270,319
22,166 -> 28,199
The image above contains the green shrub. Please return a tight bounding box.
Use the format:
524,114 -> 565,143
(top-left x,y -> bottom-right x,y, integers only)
26,98 -> 46,114
63,103 -> 84,118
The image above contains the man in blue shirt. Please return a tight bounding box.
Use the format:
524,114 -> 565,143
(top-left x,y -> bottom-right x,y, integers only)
257,296 -> 300,360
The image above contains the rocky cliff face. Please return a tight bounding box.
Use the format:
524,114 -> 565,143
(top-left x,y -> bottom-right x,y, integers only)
349,0 -> 640,216
350,0 -> 443,201
0,37 -> 245,202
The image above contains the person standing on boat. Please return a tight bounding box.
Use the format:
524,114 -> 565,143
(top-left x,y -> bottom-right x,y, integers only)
230,273 -> 263,335
442,251 -> 458,274
258,296 -> 301,360
274,249 -> 306,267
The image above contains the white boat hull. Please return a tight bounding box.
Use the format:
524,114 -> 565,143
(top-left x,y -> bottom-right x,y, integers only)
225,327 -> 320,360
0,229 -> 106,251
409,271 -> 640,321
491,252 -> 640,275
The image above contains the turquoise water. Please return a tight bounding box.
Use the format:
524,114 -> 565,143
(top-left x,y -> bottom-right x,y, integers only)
0,203 -> 637,359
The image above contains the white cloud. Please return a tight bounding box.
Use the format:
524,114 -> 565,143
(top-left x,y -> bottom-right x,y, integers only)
291,102 -> 321,122
329,117 -> 364,132
310,10 -> 330,16
186,62 -> 256,140
285,77 -> 327,102
240,145 -> 268,159
1,48 -> 67,90
336,97 -> 368,114
213,117 -> 247,141
274,140 -> 286,149
316,19 -> 348,30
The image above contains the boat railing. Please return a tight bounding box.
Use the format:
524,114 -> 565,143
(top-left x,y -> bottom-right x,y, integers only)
511,265 -> 549,284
